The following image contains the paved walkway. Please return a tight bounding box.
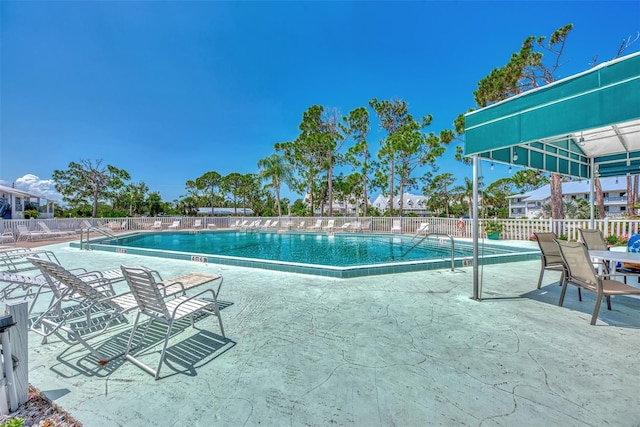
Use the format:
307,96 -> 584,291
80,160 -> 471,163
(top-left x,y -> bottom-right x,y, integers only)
9,241 -> 640,426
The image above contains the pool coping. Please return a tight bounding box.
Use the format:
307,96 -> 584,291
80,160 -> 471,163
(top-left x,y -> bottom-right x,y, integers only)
70,231 -> 540,278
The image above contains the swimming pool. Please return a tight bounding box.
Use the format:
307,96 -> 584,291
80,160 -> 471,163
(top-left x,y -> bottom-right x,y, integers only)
74,230 -> 538,278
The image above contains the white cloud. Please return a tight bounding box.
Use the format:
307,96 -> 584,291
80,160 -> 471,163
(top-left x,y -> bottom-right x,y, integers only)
13,174 -> 62,201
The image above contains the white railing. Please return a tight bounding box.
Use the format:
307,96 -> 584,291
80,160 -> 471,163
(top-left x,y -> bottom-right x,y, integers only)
1,216 -> 640,242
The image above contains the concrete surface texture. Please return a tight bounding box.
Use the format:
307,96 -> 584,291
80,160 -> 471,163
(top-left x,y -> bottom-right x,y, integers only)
12,241 -> 640,426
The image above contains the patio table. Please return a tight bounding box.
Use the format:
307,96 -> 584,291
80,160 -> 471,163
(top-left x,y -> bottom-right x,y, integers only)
589,249 -> 640,265
589,250 -> 640,288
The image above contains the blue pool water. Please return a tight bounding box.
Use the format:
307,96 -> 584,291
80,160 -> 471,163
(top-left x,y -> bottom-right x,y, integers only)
81,230 -> 539,278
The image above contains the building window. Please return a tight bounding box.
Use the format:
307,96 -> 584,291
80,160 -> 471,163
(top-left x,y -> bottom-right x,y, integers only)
621,206 -> 626,211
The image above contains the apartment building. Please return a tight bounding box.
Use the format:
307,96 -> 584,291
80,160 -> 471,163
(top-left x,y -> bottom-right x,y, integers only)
508,177 -> 632,218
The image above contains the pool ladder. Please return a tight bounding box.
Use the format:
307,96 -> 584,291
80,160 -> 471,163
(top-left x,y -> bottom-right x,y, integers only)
402,232 -> 455,272
79,226 -> 117,250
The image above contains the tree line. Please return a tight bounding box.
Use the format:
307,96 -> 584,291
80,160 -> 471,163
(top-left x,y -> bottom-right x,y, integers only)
50,24 -> 638,219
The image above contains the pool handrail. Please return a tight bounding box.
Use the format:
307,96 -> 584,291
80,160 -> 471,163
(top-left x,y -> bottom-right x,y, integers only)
402,232 -> 455,272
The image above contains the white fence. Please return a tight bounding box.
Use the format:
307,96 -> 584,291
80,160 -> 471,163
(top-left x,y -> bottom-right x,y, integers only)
0,216 -> 639,242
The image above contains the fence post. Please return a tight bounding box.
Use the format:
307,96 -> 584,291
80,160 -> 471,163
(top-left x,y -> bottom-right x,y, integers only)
4,302 -> 28,411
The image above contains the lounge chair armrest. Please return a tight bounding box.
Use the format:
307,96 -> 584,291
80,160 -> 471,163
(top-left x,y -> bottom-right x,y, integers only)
158,280 -> 186,297
169,288 -> 218,317
85,291 -> 134,313
149,269 -> 164,282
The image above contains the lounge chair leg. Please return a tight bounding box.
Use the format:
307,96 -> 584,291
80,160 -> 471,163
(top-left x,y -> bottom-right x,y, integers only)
558,281 -> 569,307
578,287 -> 582,302
155,321 -> 175,380
591,293 -> 604,325
606,295 -> 611,311
536,266 -> 544,289
124,312 -> 142,355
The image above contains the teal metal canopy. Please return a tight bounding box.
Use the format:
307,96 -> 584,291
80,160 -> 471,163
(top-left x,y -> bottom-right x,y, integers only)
464,52 -> 640,302
464,52 -> 640,178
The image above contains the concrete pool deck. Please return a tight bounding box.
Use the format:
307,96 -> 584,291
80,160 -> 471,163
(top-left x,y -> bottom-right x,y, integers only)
8,240 -> 640,425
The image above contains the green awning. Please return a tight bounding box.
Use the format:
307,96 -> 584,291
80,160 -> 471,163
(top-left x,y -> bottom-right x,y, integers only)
464,52 -> 640,178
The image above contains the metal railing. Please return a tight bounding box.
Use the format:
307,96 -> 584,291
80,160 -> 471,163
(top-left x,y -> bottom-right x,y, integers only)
402,232 -> 455,272
79,226 -> 117,250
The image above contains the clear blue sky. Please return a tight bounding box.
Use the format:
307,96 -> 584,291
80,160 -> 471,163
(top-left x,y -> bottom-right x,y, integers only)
1,1 -> 639,203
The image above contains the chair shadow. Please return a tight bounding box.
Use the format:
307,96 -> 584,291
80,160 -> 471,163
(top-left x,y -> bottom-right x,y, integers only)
481,281 -> 640,328
48,300 -> 235,378
159,331 -> 236,379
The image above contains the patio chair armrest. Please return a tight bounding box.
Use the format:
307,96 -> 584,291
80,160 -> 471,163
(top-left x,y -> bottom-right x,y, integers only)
211,276 -> 223,298
169,288 -> 218,317
88,290 -> 134,310
158,280 -> 186,297
148,269 -> 164,282
76,274 -> 116,295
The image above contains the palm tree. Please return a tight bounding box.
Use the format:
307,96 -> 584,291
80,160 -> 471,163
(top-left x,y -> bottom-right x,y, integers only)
257,154 -> 292,217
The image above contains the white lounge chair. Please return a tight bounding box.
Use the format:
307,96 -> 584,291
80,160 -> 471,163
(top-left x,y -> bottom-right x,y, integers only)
0,230 -> 15,244
391,220 -> 402,233
352,221 -> 370,233
338,222 -> 351,231
28,257 -> 139,364
267,220 -> 279,230
40,222 -> 76,237
308,220 -> 323,230
16,225 -> 46,241
192,219 -> 203,229
323,220 -> 335,231
167,220 -> 181,230
413,222 -> 429,238
261,220 -> 272,229
297,221 -> 306,229
151,220 -> 163,230
121,265 -> 226,379
0,246 -> 61,273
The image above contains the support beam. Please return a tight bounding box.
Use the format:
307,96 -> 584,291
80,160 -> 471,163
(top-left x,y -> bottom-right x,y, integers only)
472,155 -> 480,301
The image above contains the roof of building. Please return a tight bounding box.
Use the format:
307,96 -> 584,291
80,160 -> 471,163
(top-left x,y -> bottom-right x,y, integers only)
197,207 -> 254,215
0,184 -> 54,200
371,192 -> 428,209
507,176 -> 627,201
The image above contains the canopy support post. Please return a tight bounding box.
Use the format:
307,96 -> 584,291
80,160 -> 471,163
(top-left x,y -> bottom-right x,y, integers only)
472,155 -> 480,301
590,157 -> 595,229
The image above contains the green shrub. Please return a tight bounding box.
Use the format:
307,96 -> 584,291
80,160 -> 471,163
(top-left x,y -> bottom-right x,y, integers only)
606,234 -> 628,245
23,209 -> 40,219
606,234 -> 619,245
483,220 -> 503,234
1,418 -> 25,427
